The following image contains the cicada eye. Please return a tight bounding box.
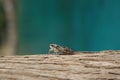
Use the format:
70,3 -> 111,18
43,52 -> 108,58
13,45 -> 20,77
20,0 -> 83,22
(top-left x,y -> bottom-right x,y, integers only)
56,45 -> 59,47
50,44 -> 53,46
50,44 -> 56,47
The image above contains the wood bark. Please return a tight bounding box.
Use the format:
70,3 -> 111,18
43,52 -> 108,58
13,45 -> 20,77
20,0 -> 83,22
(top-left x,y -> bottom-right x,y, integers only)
0,50 -> 120,80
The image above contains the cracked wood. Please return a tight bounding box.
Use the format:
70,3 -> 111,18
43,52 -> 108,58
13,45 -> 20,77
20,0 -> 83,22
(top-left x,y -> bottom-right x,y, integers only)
0,50 -> 120,80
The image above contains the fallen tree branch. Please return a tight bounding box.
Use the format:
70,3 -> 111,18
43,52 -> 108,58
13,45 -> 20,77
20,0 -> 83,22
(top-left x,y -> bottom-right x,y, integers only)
0,50 -> 120,80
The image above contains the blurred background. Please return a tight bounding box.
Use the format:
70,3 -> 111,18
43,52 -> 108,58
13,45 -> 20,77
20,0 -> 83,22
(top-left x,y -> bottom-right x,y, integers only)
0,0 -> 120,55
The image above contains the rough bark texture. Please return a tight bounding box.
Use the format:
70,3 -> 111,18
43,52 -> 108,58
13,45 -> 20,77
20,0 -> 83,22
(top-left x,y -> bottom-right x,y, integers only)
0,50 -> 120,80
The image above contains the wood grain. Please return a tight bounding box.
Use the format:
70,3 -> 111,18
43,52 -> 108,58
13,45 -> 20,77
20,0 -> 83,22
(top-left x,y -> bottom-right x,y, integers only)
0,50 -> 120,80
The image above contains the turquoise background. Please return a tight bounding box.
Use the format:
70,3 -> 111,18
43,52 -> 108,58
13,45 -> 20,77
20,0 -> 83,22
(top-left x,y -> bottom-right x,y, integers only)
18,0 -> 120,54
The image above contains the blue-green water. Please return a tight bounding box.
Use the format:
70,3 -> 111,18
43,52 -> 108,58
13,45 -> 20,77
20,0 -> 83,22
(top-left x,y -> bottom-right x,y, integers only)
18,0 -> 120,54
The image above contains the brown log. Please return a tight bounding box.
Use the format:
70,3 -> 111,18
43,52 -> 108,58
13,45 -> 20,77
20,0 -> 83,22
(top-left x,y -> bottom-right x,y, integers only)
0,50 -> 120,80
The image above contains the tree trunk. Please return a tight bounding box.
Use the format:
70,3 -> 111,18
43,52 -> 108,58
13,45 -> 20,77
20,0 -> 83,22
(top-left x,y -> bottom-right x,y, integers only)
1,0 -> 17,55
0,50 -> 120,80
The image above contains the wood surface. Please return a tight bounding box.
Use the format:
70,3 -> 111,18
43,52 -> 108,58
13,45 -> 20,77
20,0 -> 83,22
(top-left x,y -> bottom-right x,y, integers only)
0,50 -> 120,80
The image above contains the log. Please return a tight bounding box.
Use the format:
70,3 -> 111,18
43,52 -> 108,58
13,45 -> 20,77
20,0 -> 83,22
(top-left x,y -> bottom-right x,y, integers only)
0,50 -> 120,80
